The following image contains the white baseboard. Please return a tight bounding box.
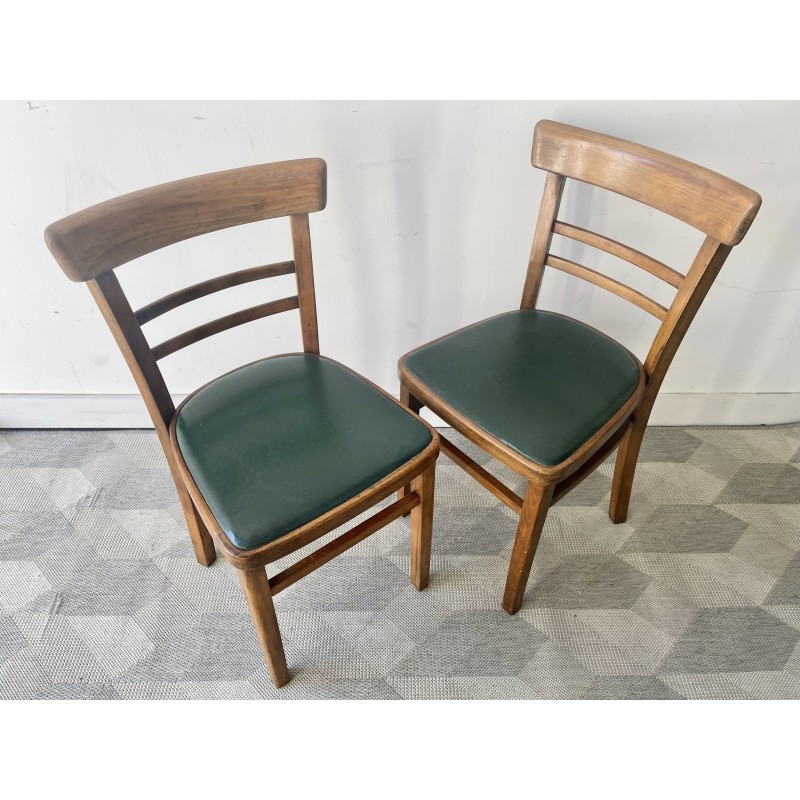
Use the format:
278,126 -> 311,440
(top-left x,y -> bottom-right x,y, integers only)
0,392 -> 798,429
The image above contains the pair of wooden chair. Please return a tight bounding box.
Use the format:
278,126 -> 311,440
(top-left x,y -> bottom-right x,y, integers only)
45,120 -> 761,687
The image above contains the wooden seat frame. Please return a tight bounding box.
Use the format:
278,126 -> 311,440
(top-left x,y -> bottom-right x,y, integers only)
399,120 -> 761,615
45,158 -> 439,687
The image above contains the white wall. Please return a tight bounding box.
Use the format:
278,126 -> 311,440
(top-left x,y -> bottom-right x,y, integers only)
1,100 -> 798,427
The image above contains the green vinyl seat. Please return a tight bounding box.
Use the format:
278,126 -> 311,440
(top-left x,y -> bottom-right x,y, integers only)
402,310 -> 642,467
175,354 -> 433,551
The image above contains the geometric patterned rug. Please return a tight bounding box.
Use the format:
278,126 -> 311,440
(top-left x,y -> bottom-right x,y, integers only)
1,424 -> 799,700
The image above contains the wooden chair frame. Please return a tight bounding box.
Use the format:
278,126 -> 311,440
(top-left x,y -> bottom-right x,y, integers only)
45,158 -> 439,687
399,120 -> 761,615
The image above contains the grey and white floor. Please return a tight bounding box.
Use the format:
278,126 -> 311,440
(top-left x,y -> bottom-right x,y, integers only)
1,424 -> 799,700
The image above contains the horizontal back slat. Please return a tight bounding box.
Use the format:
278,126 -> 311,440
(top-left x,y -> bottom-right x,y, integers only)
533,121 -> 761,246
546,254 -> 668,320
151,295 -> 300,360
135,261 -> 296,325
552,222 -> 683,288
45,159 -> 326,281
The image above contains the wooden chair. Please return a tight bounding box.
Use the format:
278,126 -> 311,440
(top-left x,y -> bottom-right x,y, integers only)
398,120 -> 761,615
45,158 -> 439,687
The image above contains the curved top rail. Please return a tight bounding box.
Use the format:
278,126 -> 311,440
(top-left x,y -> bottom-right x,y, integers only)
45,158 -> 327,281
532,121 -> 760,246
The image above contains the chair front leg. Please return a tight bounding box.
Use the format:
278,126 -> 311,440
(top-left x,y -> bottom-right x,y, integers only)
502,480 -> 555,614
410,464 -> 435,590
238,566 -> 290,688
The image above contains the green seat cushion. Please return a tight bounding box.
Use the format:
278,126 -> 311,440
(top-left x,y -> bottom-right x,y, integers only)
175,355 -> 432,551
403,310 -> 641,467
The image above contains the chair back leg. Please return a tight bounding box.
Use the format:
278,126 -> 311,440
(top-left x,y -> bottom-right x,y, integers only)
608,414 -> 649,524
238,566 -> 290,688
398,384 -> 424,512
167,457 -> 217,566
502,480 -> 555,614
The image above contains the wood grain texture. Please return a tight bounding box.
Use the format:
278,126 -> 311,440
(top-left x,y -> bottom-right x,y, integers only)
45,158 -> 327,281
609,236 -> 735,523
532,120 -> 761,246
238,567 -> 290,688
410,465 -> 435,590
397,385 -> 424,510
552,222 -> 684,288
520,172 -> 565,309
552,421 -> 629,505
135,261 -> 296,324
608,422 -> 642,524
87,272 -> 217,566
645,237 -> 733,377
291,214 -> 320,354
545,254 -> 668,320
269,493 -> 420,595
439,434 -> 523,513
150,295 -> 300,360
47,158 -> 441,687
502,481 -> 555,614
399,119 -> 761,616
88,273 -> 175,426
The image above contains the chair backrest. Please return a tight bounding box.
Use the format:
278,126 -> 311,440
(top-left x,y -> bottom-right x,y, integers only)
520,120 -> 761,420
45,158 -> 327,449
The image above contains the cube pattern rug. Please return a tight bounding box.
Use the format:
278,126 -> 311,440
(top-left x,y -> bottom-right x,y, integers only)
1,425 -> 799,700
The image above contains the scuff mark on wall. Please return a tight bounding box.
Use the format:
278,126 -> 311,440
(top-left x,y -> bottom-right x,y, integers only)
359,158 -> 413,169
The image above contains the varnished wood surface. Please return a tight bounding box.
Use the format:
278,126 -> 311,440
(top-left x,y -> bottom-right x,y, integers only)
609,237 -> 735,522
239,567 -> 290,688
552,222 -> 683,288
608,424 -> 640,524
88,272 -> 176,427
545,254 -> 668,320
87,272 -> 217,566
439,434 -> 523,513
45,159 -> 327,281
135,261 -> 296,324
291,214 -> 320,355
269,493 -> 420,595
520,172 -> 565,309
151,295 -> 300,360
551,422 -> 629,505
400,119 -> 761,614
502,481 -> 555,614
47,157 -> 440,687
410,466 -> 435,590
397,385 -> 424,510
532,120 -> 761,246
645,237 -> 733,377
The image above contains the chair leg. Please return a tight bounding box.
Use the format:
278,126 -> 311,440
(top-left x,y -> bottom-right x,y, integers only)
163,443 -> 216,566
164,454 -> 217,567
410,464 -> 435,590
609,418 -> 648,524
398,384 -> 424,513
502,480 -> 555,615
170,466 -> 217,567
238,566 -> 290,688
